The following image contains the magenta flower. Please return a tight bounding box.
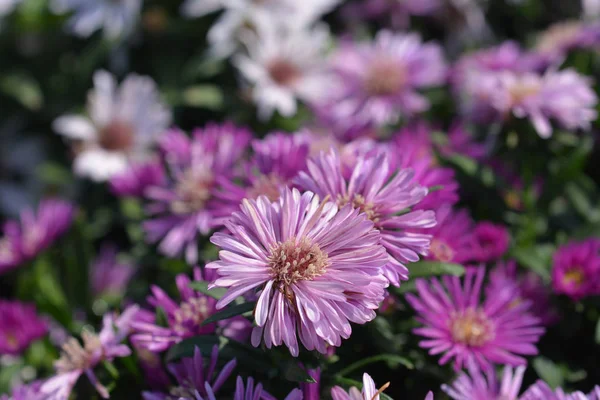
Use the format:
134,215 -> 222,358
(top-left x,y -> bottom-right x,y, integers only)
0,381 -> 43,400
407,267 -> 545,370
0,199 -> 74,275
90,244 -> 136,298
343,0 -> 440,28
318,30 -> 446,127
143,124 -> 251,264
207,188 -> 389,356
142,345 -> 237,400
436,123 -> 487,161
552,239 -> 600,301
331,373 -> 434,400
0,300 -> 47,355
417,206 -> 477,264
233,376 -> 302,400
296,150 -> 435,286
40,305 -> 139,399
521,381 -> 600,400
131,267 -> 251,353
535,21 -> 600,62
110,160 -> 165,198
442,361 -> 526,400
300,368 -> 321,400
473,222 -> 510,263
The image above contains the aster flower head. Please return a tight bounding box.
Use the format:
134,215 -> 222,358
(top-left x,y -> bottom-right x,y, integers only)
407,267 -> 545,370
233,376 -> 303,400
535,21 -> 600,61
319,30 -> 446,127
442,361 -> 526,400
131,267 -> 251,353
234,21 -> 331,119
53,70 -> 171,182
0,381 -> 43,400
331,372 -> 434,400
110,160 -> 166,198
0,199 -> 74,275
208,188 -> 389,356
473,222 -> 510,263
142,345 -> 237,400
436,123 -> 487,161
552,238 -> 600,301
143,124 -> 251,264
0,300 -> 47,355
50,0 -> 142,39
40,305 -> 139,399
295,149 -> 436,286
520,381 -> 600,400
90,244 -> 136,298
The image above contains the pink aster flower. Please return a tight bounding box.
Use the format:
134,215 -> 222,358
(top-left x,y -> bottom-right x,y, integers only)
436,123 -> 487,161
318,30 -> 446,127
234,376 -> 302,400
143,124 -> 251,264
295,150 -> 435,286
131,267 -> 251,353
521,381 -> 600,400
407,267 -> 545,370
110,160 -> 165,198
331,373 -> 434,400
40,305 -> 139,400
0,199 -> 74,275
90,244 -> 136,298
442,361 -> 526,400
207,188 -> 389,356
0,381 -> 43,400
552,238 -> 600,301
472,222 -> 510,263
535,21 -> 600,62
0,300 -> 47,355
142,345 -> 237,400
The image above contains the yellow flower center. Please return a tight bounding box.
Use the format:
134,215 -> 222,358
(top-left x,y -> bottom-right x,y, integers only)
337,193 -> 380,223
563,268 -> 585,288
364,59 -> 407,96
429,239 -> 455,262
450,308 -> 495,347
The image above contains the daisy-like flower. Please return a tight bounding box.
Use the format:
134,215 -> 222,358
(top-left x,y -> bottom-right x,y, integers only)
234,22 -> 331,119
296,150 -> 435,286
233,376 -> 303,400
521,381 -> 600,400
442,361 -> 526,400
207,188 -> 389,356
50,0 -> 142,39
40,305 -> 139,400
142,345 -> 237,400
110,160 -> 165,198
0,300 -> 47,355
142,124 -> 251,264
473,222 -> 510,263
407,267 -> 545,370
53,70 -> 171,182
0,199 -> 74,275
90,244 -> 136,299
331,372 -> 434,400
551,238 -> 600,301
490,69 -> 598,138
319,30 -> 446,127
131,267 -> 251,353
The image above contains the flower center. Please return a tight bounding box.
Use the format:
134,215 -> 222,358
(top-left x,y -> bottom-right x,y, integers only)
268,237 -> 328,291
0,239 -> 16,263
268,59 -> 301,87
504,190 -> 522,210
450,308 -> 495,347
429,239 -> 455,262
99,121 -> 135,152
337,194 -> 380,223
171,168 -> 214,214
55,331 -> 101,373
364,59 -> 406,96
507,80 -> 541,106
563,268 -> 585,288
248,173 -> 283,202
5,333 -> 19,350
173,297 -> 212,335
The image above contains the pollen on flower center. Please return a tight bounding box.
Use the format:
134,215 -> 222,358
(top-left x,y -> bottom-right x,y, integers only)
268,59 -> 301,86
364,59 -> 406,96
171,168 -> 214,214
55,331 -> 101,373
429,239 -> 455,262
337,193 -> 380,223
563,268 -> 585,287
248,173 -> 283,202
173,297 -> 212,334
99,120 -> 135,151
268,237 -> 328,289
508,80 -> 542,106
450,308 -> 495,347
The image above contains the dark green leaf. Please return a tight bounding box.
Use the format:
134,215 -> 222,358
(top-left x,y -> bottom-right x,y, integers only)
533,357 -> 564,389
155,306 -> 169,328
282,361 -> 316,383
201,301 -> 256,326
189,281 -> 227,300
166,335 -> 221,362
337,354 -> 414,378
182,85 -> 224,109
595,318 -> 600,345
409,261 -> 465,278
510,245 -> 554,279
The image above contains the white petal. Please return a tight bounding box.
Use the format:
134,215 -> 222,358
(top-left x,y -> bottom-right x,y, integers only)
52,115 -> 98,141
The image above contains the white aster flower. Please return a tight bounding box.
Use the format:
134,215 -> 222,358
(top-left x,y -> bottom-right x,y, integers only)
53,70 -> 171,182
0,0 -> 20,18
234,23 -> 331,119
50,0 -> 142,39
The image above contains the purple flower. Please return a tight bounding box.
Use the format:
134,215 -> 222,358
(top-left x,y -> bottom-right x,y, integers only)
207,188 -> 389,356
318,30 -> 446,127
300,368 -> 321,400
407,267 -> 545,370
0,381 -> 44,400
131,267 -> 251,353
342,0 -> 440,28
0,300 -> 47,355
0,199 -> 74,275
521,381 -> 600,400
436,123 -> 487,161
535,21 -> 600,62
442,361 -> 526,400
233,376 -> 302,400
472,222 -> 510,263
90,244 -> 136,298
296,150 -> 435,286
143,124 -> 251,264
142,345 -> 237,400
40,305 -> 139,400
552,238 -> 600,301
110,160 -> 166,198
331,373 -> 434,400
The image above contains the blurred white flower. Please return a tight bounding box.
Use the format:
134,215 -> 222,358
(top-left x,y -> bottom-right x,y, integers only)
0,0 -> 20,17
583,0 -> 600,19
53,70 -> 171,182
234,23 -> 331,120
50,0 -> 142,39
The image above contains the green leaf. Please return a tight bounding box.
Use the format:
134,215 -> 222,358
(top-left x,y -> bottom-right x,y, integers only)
533,357 -> 564,389
282,361 -> 316,383
201,301 -> 256,326
166,335 -> 222,362
337,354 -> 414,378
0,73 -> 43,110
595,318 -> 600,345
447,154 -> 478,176
189,281 -> 227,300
182,85 -> 224,109
155,306 -> 169,328
409,261 -> 465,278
510,245 -> 554,279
